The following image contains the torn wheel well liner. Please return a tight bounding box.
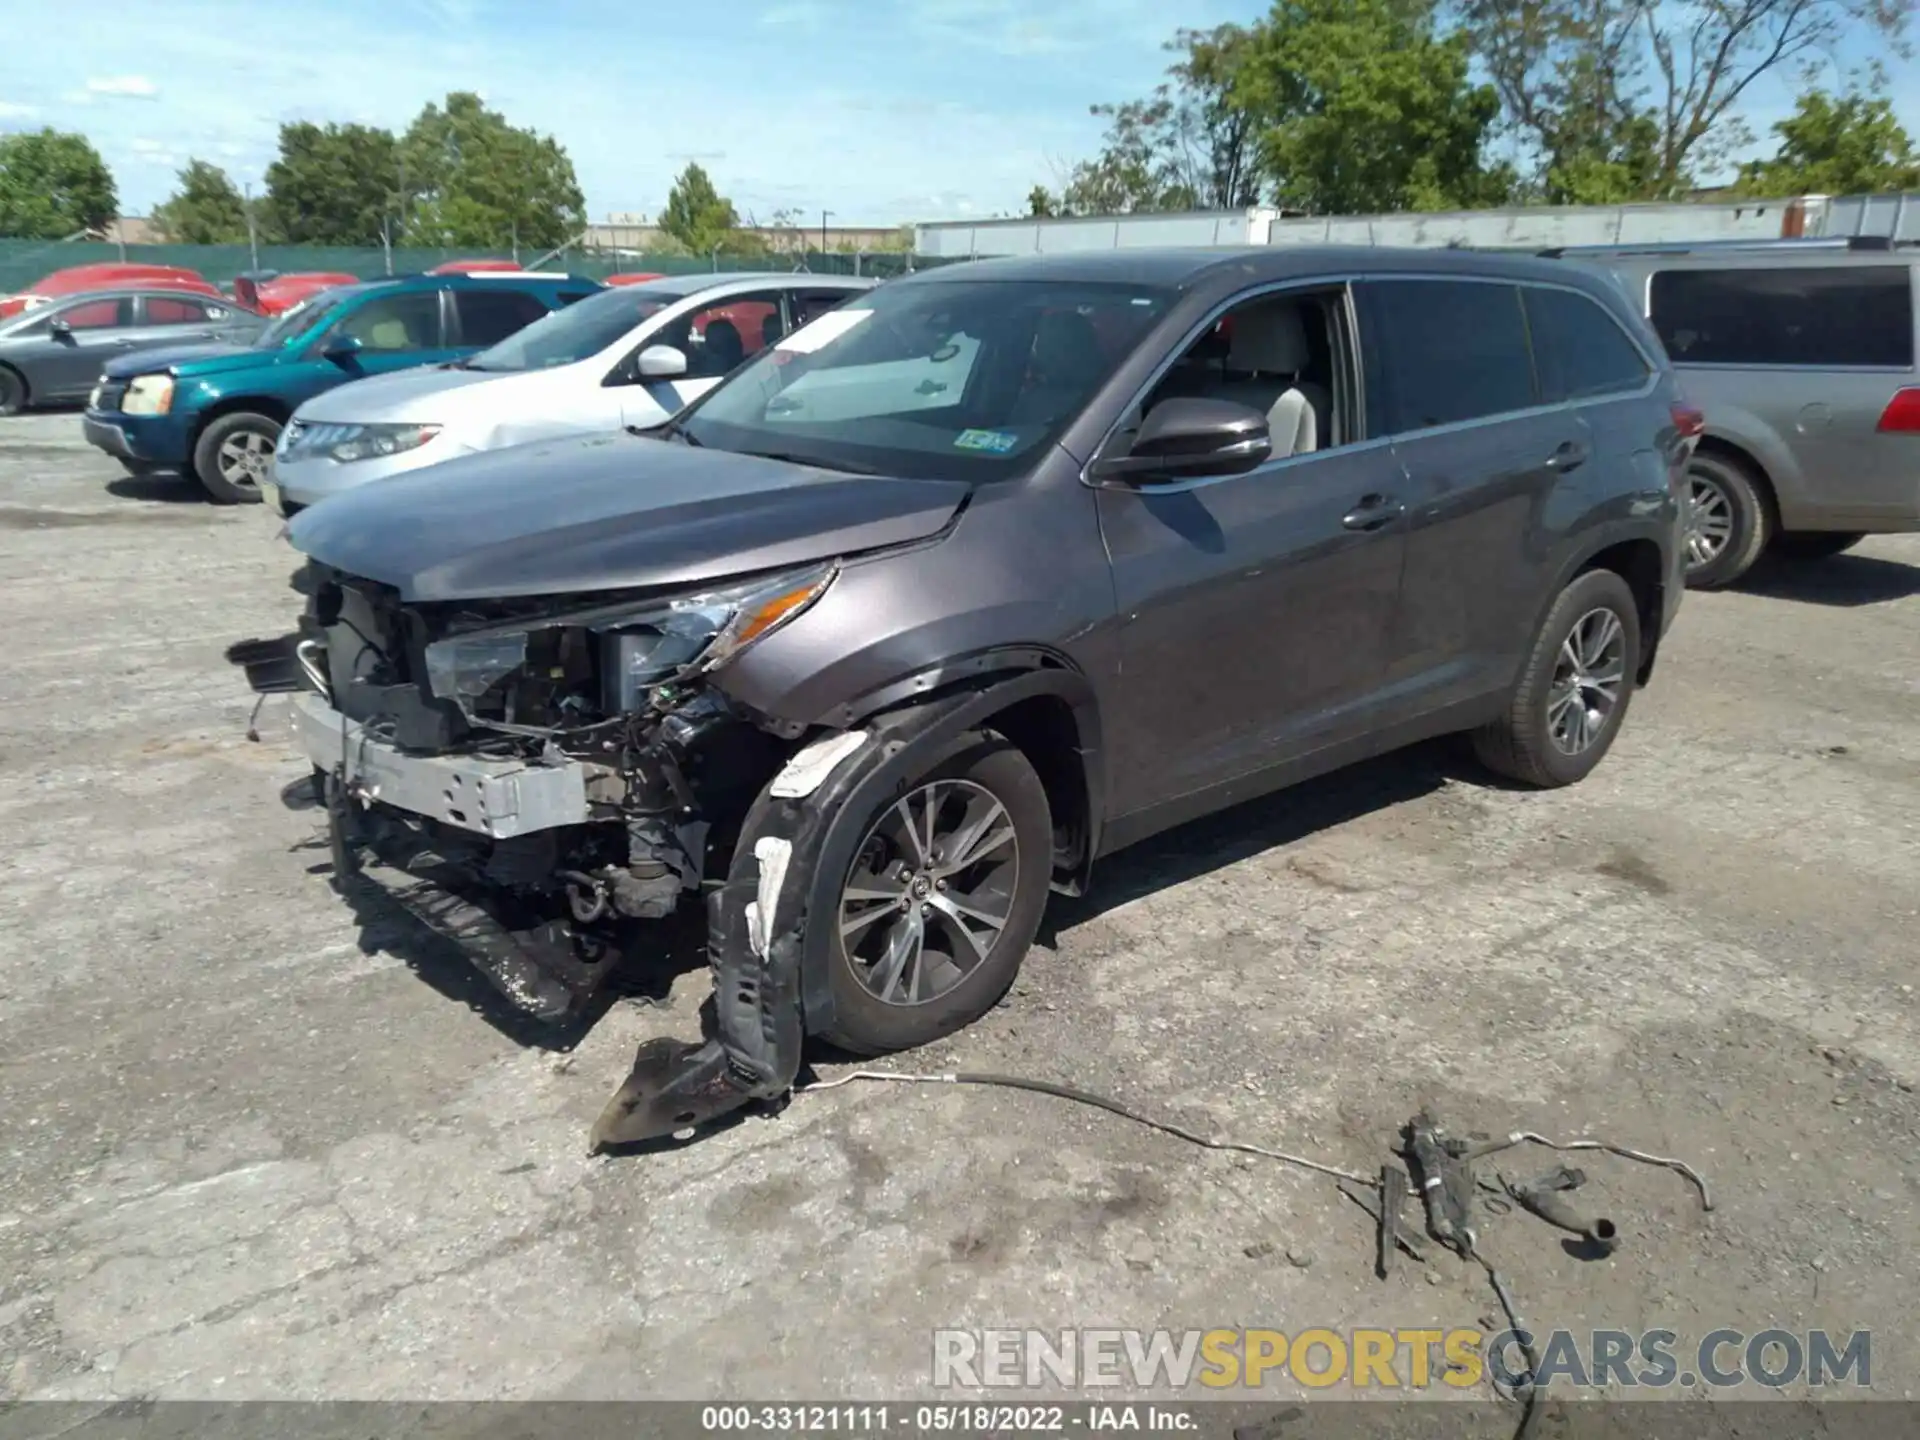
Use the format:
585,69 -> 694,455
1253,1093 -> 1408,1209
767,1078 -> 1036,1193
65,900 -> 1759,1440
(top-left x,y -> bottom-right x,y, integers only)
738,669 -> 1102,1044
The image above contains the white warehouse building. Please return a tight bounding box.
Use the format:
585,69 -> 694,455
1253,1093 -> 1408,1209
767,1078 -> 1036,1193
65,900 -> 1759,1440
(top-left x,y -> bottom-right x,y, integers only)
913,193 -> 1920,258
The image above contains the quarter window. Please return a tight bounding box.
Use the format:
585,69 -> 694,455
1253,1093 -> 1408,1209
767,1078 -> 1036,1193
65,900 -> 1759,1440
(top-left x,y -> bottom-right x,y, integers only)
1524,285 -> 1650,401
1366,279 -> 1535,432
1648,266 -> 1915,368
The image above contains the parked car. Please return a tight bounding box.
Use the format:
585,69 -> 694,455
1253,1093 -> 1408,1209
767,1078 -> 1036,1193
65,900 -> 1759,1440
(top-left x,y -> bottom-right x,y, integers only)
265,273 -> 875,517
429,259 -> 520,274
605,272 -> 667,287
82,270 -> 603,502
1568,239 -> 1920,587
0,287 -> 264,417
1,263 -> 220,319
232,245 -> 1692,1147
235,271 -> 361,316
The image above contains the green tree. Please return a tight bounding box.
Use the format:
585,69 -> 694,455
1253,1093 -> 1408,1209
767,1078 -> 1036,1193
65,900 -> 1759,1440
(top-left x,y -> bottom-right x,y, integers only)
1460,0 -> 1915,202
1234,0 -> 1513,214
0,129 -> 117,238
659,162 -> 740,253
152,159 -> 249,243
1039,24 -> 1262,217
261,121 -> 400,244
399,92 -> 585,250
1738,89 -> 1920,195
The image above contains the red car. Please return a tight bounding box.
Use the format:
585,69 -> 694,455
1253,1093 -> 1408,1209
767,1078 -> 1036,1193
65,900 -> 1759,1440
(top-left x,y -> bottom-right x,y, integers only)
235,271 -> 360,316
427,259 -> 521,274
1,263 -> 220,318
604,272 -> 667,287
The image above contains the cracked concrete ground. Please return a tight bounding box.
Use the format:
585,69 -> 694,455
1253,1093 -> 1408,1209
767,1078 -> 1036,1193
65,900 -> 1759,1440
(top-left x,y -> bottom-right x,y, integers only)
1,411 -> 1918,1418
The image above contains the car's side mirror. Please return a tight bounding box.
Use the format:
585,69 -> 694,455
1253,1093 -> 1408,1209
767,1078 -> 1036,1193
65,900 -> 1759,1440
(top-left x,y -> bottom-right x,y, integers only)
321,333 -> 363,363
47,318 -> 73,340
1088,396 -> 1272,483
636,344 -> 688,379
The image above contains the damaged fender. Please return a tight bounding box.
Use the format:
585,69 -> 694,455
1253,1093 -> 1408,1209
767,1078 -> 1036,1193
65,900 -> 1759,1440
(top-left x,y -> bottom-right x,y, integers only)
589,669 -> 1095,1150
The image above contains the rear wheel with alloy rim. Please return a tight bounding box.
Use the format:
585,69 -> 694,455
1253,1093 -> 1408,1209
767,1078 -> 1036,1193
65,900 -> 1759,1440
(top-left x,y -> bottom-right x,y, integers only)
1683,452 -> 1770,589
1473,568 -> 1642,788
822,732 -> 1052,1055
0,366 -> 25,416
192,411 -> 279,504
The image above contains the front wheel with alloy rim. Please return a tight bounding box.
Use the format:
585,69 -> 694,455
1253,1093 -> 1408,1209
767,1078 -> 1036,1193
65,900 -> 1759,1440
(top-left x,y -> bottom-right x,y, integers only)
822,732 -> 1052,1056
1473,568 -> 1642,789
1683,452 -> 1770,589
192,411 -> 280,503
0,366 -> 25,417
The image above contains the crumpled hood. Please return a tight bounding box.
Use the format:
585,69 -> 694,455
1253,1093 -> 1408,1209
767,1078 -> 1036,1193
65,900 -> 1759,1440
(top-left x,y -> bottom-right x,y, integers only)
286,431 -> 969,602
103,341 -> 266,379
294,363 -> 499,422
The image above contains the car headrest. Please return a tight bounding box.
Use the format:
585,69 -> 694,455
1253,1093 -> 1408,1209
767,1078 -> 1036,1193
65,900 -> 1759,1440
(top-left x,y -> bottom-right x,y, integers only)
1227,301 -> 1310,374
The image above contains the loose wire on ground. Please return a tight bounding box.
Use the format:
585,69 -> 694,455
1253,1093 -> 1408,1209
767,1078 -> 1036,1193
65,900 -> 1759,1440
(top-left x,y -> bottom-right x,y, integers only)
799,1073 -> 1715,1211
796,1069 -> 1379,1187
1465,1131 -> 1714,1211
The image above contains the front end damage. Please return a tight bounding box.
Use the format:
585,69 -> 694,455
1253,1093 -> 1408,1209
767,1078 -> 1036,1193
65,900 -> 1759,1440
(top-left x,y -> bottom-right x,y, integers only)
232,557 -> 894,1147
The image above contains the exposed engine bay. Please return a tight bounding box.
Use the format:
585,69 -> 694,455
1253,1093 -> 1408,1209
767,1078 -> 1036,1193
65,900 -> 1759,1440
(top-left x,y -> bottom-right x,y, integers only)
232,555 -> 875,1140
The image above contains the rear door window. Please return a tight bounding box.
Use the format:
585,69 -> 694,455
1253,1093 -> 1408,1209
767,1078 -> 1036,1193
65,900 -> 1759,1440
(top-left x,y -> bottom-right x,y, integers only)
1524,285 -> 1651,401
142,295 -> 217,325
1363,279 -> 1536,433
455,288 -> 551,346
1648,265 -> 1915,368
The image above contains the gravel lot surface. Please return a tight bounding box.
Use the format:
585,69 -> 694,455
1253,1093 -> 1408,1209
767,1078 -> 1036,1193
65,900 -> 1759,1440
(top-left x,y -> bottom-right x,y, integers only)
2,411 -> 1917,1424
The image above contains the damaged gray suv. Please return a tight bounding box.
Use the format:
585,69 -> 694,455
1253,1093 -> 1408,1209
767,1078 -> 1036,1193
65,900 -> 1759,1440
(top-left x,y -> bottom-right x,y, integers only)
231,247 -> 1691,1150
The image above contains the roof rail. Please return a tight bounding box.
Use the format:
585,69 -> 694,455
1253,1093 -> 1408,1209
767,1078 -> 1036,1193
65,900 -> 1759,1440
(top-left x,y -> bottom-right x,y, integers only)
1539,236 -> 1906,259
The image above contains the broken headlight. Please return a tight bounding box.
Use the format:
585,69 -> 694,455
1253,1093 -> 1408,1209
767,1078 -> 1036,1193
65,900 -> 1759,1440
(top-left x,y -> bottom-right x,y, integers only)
422,562 -> 837,718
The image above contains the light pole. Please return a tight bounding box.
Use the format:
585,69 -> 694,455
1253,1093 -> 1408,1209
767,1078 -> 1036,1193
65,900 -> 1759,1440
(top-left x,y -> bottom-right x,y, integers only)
820,209 -> 832,256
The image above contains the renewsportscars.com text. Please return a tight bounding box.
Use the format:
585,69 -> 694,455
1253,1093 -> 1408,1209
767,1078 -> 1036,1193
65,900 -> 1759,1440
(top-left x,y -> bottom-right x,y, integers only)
931,1327 -> 1872,1392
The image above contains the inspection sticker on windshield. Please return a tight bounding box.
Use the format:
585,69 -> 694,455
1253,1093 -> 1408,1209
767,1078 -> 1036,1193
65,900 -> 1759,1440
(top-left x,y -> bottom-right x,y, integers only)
776,308 -> 872,354
954,428 -> 1019,454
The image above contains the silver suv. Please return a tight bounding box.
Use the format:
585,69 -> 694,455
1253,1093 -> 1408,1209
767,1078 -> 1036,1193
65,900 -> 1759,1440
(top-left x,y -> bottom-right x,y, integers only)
1568,241 -> 1920,588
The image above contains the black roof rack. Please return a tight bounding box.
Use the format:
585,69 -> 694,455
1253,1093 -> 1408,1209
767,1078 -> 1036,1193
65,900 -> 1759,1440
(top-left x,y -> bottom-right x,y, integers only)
1539,235 -> 1908,259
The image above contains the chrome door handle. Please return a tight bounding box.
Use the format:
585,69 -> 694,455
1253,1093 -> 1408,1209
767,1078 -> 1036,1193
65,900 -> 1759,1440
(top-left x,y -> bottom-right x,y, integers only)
1342,494 -> 1406,531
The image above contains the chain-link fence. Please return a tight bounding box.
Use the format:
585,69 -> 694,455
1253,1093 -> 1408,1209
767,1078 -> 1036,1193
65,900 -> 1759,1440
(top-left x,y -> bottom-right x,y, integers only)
0,239 -> 972,295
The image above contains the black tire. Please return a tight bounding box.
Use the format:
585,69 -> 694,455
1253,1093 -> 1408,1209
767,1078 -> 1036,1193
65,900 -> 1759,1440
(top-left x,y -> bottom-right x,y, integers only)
819,730 -> 1052,1055
191,411 -> 279,504
0,365 -> 25,417
1684,451 -> 1770,589
1473,569 -> 1642,789
1773,530 -> 1866,561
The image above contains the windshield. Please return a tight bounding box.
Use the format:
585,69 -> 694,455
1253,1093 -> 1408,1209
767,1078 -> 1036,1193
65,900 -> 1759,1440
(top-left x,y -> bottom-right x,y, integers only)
255,290 -> 345,349
677,279 -> 1174,479
466,284 -> 677,371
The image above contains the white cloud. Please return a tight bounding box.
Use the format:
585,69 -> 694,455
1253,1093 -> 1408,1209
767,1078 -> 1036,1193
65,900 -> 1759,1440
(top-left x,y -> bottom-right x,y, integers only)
0,100 -> 39,119
86,75 -> 160,99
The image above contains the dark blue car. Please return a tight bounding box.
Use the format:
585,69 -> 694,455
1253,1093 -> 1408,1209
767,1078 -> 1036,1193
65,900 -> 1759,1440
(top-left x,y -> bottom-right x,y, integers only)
82,270 -> 603,502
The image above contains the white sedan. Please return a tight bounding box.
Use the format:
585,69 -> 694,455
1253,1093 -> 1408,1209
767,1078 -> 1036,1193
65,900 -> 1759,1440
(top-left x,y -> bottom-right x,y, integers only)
265,272 -> 876,516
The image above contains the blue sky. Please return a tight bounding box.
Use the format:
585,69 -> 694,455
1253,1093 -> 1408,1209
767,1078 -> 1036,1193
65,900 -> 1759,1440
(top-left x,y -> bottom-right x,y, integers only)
1,0 -> 1916,227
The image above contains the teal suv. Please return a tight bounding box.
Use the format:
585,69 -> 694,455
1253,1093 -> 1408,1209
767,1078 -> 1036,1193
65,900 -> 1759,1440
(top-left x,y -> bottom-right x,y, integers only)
82,271 -> 602,501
